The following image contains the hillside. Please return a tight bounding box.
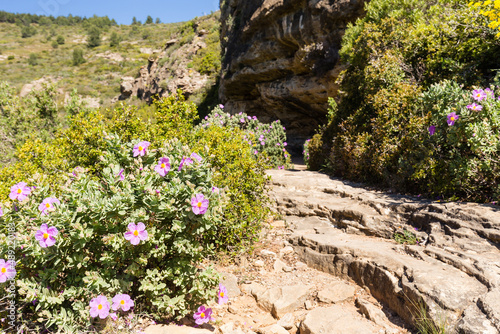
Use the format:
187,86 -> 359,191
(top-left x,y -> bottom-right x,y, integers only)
0,12 -> 220,109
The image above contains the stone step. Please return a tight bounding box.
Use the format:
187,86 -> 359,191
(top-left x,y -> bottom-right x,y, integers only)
267,168 -> 500,333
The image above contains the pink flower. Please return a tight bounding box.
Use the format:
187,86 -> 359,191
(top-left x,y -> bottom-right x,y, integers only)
191,153 -> 202,162
124,223 -> 148,245
472,89 -> 487,101
0,259 -> 16,283
9,182 -> 31,201
466,103 -> 483,111
155,157 -> 171,177
428,125 -> 436,136
193,305 -> 213,325
191,194 -> 209,215
38,197 -> 60,215
218,284 -> 228,304
35,224 -> 58,248
211,186 -> 219,194
110,313 -> 118,321
117,169 -> 125,181
178,157 -> 193,171
112,294 -> 134,311
0,206 -> 3,217
447,112 -> 459,126
133,141 -> 150,157
219,104 -> 224,109
89,295 -> 110,319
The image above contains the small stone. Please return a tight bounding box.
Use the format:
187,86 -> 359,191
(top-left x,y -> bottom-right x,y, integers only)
271,220 -> 286,228
254,285 -> 312,319
300,305 -> 378,334
304,300 -> 314,310
273,259 -> 289,272
220,272 -> 241,297
283,266 -> 293,272
219,322 -> 235,334
228,304 -> 238,314
279,246 -> 294,257
295,261 -> 307,269
261,250 -> 277,258
356,298 -> 388,327
277,313 -> 294,330
317,283 -> 356,304
257,324 -> 288,334
144,324 -> 213,334
255,260 -> 265,267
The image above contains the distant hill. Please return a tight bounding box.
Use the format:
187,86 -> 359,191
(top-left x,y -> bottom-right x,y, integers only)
0,11 -> 220,109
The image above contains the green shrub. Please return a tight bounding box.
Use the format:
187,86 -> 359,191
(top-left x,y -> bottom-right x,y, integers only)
199,106 -> 291,169
0,91 -> 271,254
21,25 -> 37,38
72,48 -> 85,66
7,55 -> 14,61
0,136 -> 222,332
309,0 -> 500,202
191,126 -> 270,251
27,53 -> 38,66
50,40 -> 58,49
87,25 -> 101,48
56,35 -> 65,45
109,31 -> 121,47
0,83 -> 60,166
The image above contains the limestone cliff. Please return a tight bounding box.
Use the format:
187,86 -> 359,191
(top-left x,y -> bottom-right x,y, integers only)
219,0 -> 366,149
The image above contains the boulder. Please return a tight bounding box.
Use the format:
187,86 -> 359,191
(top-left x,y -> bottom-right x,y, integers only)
252,285 -> 312,319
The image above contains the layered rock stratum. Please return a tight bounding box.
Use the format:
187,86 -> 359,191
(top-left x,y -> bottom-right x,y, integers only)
219,0 -> 366,149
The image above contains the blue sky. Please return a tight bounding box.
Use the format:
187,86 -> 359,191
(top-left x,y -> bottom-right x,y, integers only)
0,0 -> 220,25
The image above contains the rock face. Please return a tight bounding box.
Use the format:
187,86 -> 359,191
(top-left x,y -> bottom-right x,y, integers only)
268,167 -> 500,333
219,0 -> 366,149
116,37 -> 209,102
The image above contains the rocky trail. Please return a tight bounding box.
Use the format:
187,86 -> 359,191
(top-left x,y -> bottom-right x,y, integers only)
145,164 -> 500,334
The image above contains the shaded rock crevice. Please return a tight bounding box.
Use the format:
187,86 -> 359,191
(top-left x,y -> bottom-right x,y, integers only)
219,0 -> 366,149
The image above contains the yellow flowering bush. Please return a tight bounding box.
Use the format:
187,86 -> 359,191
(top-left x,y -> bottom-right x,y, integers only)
470,0 -> 500,37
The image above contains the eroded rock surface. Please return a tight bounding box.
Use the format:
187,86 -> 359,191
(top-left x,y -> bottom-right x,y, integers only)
219,0 -> 366,149
268,167 -> 500,333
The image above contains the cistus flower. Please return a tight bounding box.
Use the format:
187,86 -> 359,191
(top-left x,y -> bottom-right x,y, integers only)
117,169 -> 125,181
219,104 -> 224,109
211,186 -> 219,194
9,182 -> 31,201
472,89 -> 487,101
428,125 -> 436,136
193,305 -> 213,325
447,112 -> 459,126
218,284 -> 228,304
112,294 -> 134,311
178,156 -> 193,171
110,312 -> 118,321
191,152 -> 202,162
0,206 -> 3,217
0,259 -> 16,282
133,141 -> 150,157
89,295 -> 110,319
466,103 -> 483,111
191,194 -> 209,215
35,224 -> 58,248
124,223 -> 148,245
38,197 -> 60,215
155,157 -> 171,177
